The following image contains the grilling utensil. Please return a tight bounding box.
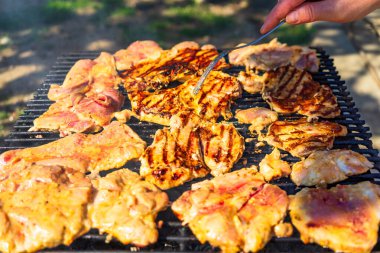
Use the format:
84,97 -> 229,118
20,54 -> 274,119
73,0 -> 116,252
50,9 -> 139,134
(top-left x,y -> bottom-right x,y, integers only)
193,20 -> 286,95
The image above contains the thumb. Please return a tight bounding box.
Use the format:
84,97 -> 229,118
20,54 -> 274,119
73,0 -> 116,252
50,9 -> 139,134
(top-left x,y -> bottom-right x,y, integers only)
285,1 -> 337,24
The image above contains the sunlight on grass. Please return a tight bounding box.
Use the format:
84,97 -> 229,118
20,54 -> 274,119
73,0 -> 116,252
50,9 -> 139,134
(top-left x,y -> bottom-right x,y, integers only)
148,3 -> 233,41
42,0 -> 102,23
274,23 -> 316,45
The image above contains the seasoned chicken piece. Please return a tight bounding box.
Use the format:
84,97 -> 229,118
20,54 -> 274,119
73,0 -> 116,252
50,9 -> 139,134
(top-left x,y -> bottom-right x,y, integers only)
289,182 -> 380,253
129,71 -> 242,125
172,168 -> 291,253
119,41 -> 229,91
199,121 -> 244,176
0,166 -> 92,253
31,52 -> 125,136
235,107 -> 278,133
113,40 -> 163,72
1,121 -> 146,174
229,38 -> 319,72
265,119 -> 347,157
262,66 -> 340,119
89,169 -> 168,247
291,149 -> 373,186
48,59 -> 95,101
259,148 -> 291,181
237,71 -> 265,94
140,111 -> 244,189
114,109 -> 134,123
0,162 -> 87,193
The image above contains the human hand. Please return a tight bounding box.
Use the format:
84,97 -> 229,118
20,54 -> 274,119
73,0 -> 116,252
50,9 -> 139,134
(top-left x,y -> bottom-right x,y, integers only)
261,0 -> 380,34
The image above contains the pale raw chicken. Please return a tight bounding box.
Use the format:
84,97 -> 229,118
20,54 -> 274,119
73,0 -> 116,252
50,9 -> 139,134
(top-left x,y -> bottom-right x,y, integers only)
172,168 -> 291,253
234,107 -> 278,133
0,166 -> 92,253
119,41 -> 229,91
1,121 -> 146,174
291,149 -> 373,186
259,148 -> 291,181
48,59 -> 95,101
129,71 -> 242,126
289,182 -> 380,253
31,52 -> 125,136
89,169 -> 168,247
229,38 -> 319,72
113,40 -> 163,72
140,111 -> 244,189
265,119 -> 347,157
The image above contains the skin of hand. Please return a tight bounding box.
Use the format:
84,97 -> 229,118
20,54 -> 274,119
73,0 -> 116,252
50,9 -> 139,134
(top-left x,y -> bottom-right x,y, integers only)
261,0 -> 380,34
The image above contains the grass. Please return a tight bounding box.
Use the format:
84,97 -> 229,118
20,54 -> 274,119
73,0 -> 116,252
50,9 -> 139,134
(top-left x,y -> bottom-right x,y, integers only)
147,4 -> 233,41
42,0 -> 102,23
274,23 -> 316,45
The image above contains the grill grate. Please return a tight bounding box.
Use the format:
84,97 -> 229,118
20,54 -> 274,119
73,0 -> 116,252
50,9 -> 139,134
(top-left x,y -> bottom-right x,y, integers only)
1,49 -> 380,252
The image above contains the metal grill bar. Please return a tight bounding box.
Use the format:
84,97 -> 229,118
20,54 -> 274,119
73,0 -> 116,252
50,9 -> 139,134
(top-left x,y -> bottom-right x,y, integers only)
0,48 -> 380,252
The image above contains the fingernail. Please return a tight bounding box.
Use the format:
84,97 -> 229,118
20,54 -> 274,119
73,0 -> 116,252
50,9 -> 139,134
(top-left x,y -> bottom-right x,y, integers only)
287,11 -> 299,24
260,24 -> 266,34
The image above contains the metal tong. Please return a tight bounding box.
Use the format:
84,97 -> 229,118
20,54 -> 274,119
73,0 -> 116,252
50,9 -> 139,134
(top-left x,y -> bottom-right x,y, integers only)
193,20 -> 286,95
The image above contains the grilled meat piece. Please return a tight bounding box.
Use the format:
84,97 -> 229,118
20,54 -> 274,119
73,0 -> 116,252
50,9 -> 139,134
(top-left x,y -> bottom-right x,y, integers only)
140,112 -> 244,189
289,182 -> 380,253
31,52 -> 125,136
265,119 -> 347,157
1,121 -> 146,174
237,70 -> 265,94
172,168 -> 291,253
235,107 -> 278,134
199,120 -> 245,176
259,148 -> 291,181
119,41 -> 229,91
291,149 -> 373,186
0,166 -> 92,253
129,71 -> 242,125
262,66 -> 340,119
89,169 -> 168,247
114,40 -> 163,72
229,38 -> 319,72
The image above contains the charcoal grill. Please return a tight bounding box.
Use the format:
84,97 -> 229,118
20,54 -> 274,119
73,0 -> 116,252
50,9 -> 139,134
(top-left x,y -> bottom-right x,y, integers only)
1,48 -> 380,252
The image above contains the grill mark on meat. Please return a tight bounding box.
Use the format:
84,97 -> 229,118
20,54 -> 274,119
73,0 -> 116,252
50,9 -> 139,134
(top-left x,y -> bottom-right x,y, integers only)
285,70 -> 306,99
162,130 -> 169,165
226,127 -> 234,163
276,67 -> 296,94
278,65 -> 289,83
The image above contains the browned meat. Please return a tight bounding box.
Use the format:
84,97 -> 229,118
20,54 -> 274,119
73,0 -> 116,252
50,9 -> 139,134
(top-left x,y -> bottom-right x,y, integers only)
172,168 -> 291,253
290,182 -> 380,253
31,52 -> 125,136
114,40 -> 163,72
89,169 -> 168,247
291,149 -> 373,186
237,70 -> 265,94
129,71 -> 242,125
229,38 -> 319,72
119,41 -> 229,91
259,148 -> 291,181
262,66 -> 340,119
1,121 -> 146,174
140,112 -> 244,189
235,107 -> 278,134
265,119 -> 347,157
0,166 -> 92,253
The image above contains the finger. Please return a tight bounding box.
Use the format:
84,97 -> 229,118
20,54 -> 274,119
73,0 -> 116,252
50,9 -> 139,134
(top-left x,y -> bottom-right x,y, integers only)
286,1 -> 339,24
261,0 -> 306,34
